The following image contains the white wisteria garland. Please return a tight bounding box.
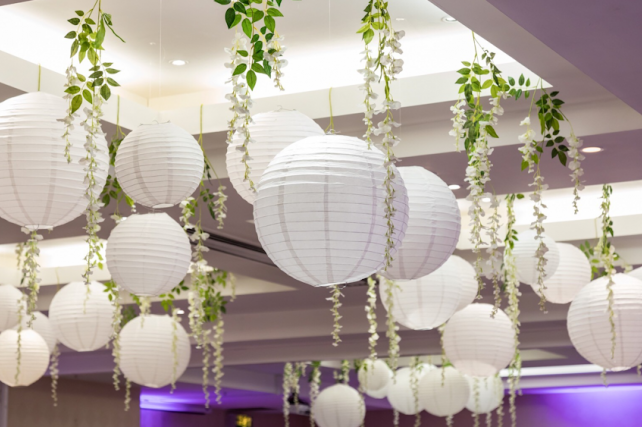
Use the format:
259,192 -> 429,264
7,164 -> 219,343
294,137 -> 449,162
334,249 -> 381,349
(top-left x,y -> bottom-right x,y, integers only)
366,277 -> 378,359
329,286 -> 343,347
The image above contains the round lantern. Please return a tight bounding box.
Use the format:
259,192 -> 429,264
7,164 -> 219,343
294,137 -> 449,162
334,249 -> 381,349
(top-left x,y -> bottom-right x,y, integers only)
465,375 -> 504,414
254,135 -> 409,286
387,365 -> 434,415
629,266 -> 642,282
0,329 -> 50,387
366,371 -> 392,399
0,92 -> 108,229
119,314 -> 191,388
226,110 -> 324,205
379,256 -> 462,330
567,273 -> 642,370
313,384 -> 365,427
452,256 -> 478,312
512,229 -> 560,285
49,281 -> 115,352
443,304 -> 514,377
419,366 -> 470,417
383,166 -> 461,280
530,243 -> 591,304
358,359 -> 392,397
0,284 -> 24,331
13,311 -> 56,352
115,122 -> 204,209
106,213 -> 191,296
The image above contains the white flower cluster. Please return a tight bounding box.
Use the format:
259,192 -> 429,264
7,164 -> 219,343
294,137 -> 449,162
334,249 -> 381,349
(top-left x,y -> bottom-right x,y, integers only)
282,362 -> 293,427
380,275 -> 400,374
517,116 -> 537,173
20,228 -> 42,321
485,195 -> 503,314
366,277 -> 379,359
567,133 -> 585,213
529,172 -> 550,311
214,184 -> 228,230
50,345 -> 60,406
449,100 -> 466,151
62,65 -> 80,163
265,35 -> 287,91
358,45 -> 378,147
328,286 -> 343,347
308,364 -> 321,427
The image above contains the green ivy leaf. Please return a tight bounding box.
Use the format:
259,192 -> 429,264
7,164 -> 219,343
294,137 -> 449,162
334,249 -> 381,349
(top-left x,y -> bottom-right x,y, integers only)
64,31 -> 77,39
242,18 -> 252,37
266,7 -> 283,17
87,48 -> 98,65
264,15 -> 275,32
356,23 -> 370,34
508,76 -> 515,86
64,86 -> 81,94
68,17 -> 80,25
71,94 -> 83,113
95,24 -> 106,48
225,8 -> 236,28
214,0 -> 232,4
85,17 -> 96,25
89,70 -> 103,78
70,40 -> 79,57
75,10 -> 84,16
233,63 -> 247,76
237,50 -> 249,57
107,77 -> 120,87
485,125 -> 499,138
457,68 -> 471,75
100,84 -> 111,100
481,79 -> 493,89
247,69 -> 257,89
518,74 -> 525,86
252,9 -> 264,22
105,68 -> 120,74
233,2 -> 246,14
363,28 -> 375,44
82,89 -> 93,103
252,62 -> 265,74
77,73 -> 86,82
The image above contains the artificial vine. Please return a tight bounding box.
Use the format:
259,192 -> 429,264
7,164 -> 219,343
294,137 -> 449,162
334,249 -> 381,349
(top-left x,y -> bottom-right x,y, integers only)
409,357 -> 422,427
472,377 -> 480,427
308,361 -> 321,427
103,280 -> 124,392
487,195 -> 503,314
334,359 -> 351,384
366,276 -> 379,359
50,344 -> 60,406
283,362 -> 293,427
21,228 -> 41,323
329,286 -> 343,347
379,275 -> 400,374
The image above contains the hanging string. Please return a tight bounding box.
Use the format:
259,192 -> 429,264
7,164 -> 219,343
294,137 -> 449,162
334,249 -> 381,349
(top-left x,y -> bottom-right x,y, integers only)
37,64 -> 41,92
324,87 -> 335,134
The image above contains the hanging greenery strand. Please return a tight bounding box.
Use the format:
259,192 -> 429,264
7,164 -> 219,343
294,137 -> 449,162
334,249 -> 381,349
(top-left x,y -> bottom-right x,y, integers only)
329,286 -> 343,347
597,184 -> 617,357
487,195 -> 503,314
283,362 -> 293,427
50,344 -> 60,406
410,357 -> 422,427
366,276 -> 379,359
379,275 -> 400,374
308,361 -> 321,427
21,228 -> 41,323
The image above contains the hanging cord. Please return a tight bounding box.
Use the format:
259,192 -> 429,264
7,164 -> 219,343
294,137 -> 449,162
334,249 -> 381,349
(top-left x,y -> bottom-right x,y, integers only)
37,64 -> 41,91
324,87 -> 335,134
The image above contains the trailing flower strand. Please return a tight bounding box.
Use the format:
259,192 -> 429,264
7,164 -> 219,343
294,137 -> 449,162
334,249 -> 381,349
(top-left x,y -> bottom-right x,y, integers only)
366,276 -> 379,359
50,344 -> 60,406
329,286 -> 343,347
410,357 -> 422,427
486,195 -> 503,314
309,361 -> 321,427
21,228 -> 42,322
529,169 -> 550,311
283,362 -> 293,427
472,377 -> 480,427
379,275 -> 400,374
597,185 -> 617,358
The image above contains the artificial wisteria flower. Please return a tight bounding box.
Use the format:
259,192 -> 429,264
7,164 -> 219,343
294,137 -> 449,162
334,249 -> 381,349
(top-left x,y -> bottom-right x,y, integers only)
264,34 -> 288,91
62,65 -> 81,163
567,133 -> 585,213
517,116 -> 537,173
449,100 -> 467,151
529,172 -> 550,311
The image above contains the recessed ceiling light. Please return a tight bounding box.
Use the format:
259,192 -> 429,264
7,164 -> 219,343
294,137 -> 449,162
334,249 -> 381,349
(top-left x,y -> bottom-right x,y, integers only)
448,184 -> 461,190
442,16 -> 458,23
176,309 -> 185,315
581,147 -> 603,153
246,219 -> 255,225
481,197 -> 491,203
396,18 -> 405,21
170,59 -> 187,66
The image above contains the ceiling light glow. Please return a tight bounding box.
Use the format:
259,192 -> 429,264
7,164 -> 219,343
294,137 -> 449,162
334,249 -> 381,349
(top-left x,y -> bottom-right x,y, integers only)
442,16 -> 458,23
481,197 -> 491,203
448,184 -> 461,190
170,59 -> 187,66
581,147 -> 603,153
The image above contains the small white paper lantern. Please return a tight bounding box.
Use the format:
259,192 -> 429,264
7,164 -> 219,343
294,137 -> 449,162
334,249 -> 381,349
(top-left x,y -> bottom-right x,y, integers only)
13,311 -> 56,352
530,243 -> 591,304
383,167 -> 461,280
366,372 -> 392,399
452,256 -> 478,312
443,304 -> 514,377
387,365 -> 434,415
512,229 -> 560,285
0,329 -> 50,387
567,273 -> 642,370
115,122 -> 204,209
379,256 -> 462,330
419,366 -> 470,417
119,314 -> 191,388
358,359 -> 392,397
0,92 -> 108,229
226,110 -> 324,205
49,281 -> 115,352
0,284 -> 24,331
106,213 -> 191,296
254,135 -> 409,286
313,384 -> 365,427
465,375 -> 504,414
629,266 -> 642,282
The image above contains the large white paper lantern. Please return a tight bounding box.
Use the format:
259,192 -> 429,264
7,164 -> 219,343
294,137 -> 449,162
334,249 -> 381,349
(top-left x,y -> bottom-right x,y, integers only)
567,273 -> 642,370
512,229 -> 560,285
115,122 -> 204,208
226,110 -> 324,205
0,284 -> 24,331
358,359 -> 392,397
119,314 -> 191,388
629,266 -> 642,281
366,370 -> 393,399
313,384 -> 365,427
254,135 -> 409,286
106,213 -> 191,296
465,375 -> 504,414
379,256 -> 462,330
383,167 -> 461,280
0,92 -> 108,229
13,311 -> 56,352
452,256 -> 478,312
49,281 -> 115,352
443,304 -> 514,377
419,366 -> 470,417
387,365 -> 434,415
530,243 -> 591,304
0,329 -> 50,387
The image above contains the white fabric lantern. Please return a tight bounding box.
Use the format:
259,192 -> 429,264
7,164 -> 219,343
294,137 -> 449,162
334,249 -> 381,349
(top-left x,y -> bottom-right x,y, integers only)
629,266 -> 642,282
49,281 -> 115,352
226,110 -> 324,205
383,167 -> 461,280
119,314 -> 191,388
13,311 -> 56,352
452,256 -> 478,312
443,304 -> 514,377
366,371 -> 392,399
419,366 -> 470,417
0,284 -> 24,331
387,365 -> 434,415
379,256 -> 462,330
0,92 -> 108,229
106,213 -> 191,296
254,135 -> 409,286
530,243 -> 591,304
0,329 -> 50,387
313,384 -> 365,427
512,229 -> 560,285
567,273 -> 642,370
465,375 -> 504,414
115,122 -> 204,208
358,359 -> 392,397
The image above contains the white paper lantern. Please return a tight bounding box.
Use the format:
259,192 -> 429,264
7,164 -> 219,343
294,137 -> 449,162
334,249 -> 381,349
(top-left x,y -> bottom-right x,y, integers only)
366,371 -> 392,399
254,135 -> 409,286
49,281 -> 115,352
0,329 -> 50,387
567,273 -> 642,370
227,110 -> 324,205
313,384 -> 365,427
119,314 -> 191,388
383,167 -> 461,280
358,359 -> 392,397
452,256 -> 478,312
443,304 -> 514,377
512,229 -> 560,285
387,365 -> 434,415
115,122 -> 204,208
465,375 -> 504,414
629,266 -> 642,282
530,243 -> 591,304
13,311 -> 56,352
419,366 -> 470,417
379,256 -> 462,330
0,284 -> 24,331
0,92 -> 108,229
106,213 -> 191,296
